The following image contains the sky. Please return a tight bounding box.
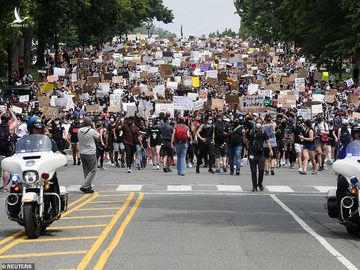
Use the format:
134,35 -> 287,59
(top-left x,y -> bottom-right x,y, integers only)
155,0 -> 240,37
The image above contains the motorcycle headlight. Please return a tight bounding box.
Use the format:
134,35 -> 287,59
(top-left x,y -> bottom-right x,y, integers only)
23,171 -> 38,184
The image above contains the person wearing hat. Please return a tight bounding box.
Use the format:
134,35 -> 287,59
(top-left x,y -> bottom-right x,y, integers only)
78,117 -> 100,193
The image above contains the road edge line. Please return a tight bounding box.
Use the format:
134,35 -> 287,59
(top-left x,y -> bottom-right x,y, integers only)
270,194 -> 358,270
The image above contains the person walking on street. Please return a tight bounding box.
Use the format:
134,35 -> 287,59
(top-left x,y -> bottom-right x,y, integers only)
171,117 -> 192,176
159,116 -> 174,173
196,115 -> 215,174
247,118 -> 273,192
228,118 -> 243,175
78,117 -> 99,194
263,114 -> 277,175
122,117 -> 143,173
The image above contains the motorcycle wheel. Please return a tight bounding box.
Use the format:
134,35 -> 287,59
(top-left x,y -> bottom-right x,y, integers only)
346,223 -> 360,235
23,203 -> 41,239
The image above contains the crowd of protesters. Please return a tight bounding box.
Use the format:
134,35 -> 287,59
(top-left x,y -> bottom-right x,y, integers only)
0,36 -> 360,193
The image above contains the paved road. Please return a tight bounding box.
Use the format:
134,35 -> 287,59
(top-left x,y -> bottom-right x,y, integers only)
0,160 -> 359,270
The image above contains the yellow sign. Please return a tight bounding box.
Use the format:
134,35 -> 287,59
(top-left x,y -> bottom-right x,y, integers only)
40,83 -> 54,94
322,72 -> 329,81
192,76 -> 200,88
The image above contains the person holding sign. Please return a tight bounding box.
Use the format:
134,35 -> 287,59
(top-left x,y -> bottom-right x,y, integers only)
246,118 -> 273,192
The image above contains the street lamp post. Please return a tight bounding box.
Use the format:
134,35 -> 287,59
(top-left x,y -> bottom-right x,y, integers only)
145,19 -> 153,39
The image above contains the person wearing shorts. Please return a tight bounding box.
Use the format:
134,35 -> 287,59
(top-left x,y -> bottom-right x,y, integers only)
68,119 -> 81,165
300,120 -> 317,175
149,119 -> 162,170
293,116 -> 305,172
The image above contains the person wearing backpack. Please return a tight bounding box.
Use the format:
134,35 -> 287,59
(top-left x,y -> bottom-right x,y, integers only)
246,118 -> 273,192
171,117 -> 192,176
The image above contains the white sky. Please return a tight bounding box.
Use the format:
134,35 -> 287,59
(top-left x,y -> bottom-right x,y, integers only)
155,0 -> 240,37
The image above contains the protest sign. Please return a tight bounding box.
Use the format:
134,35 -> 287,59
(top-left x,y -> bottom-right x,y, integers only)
99,83 -> 110,93
241,96 -> 266,112
297,109 -> 311,120
193,100 -> 205,111
166,81 -> 178,90
53,67 -> 66,77
297,69 -> 308,78
324,95 -> 336,103
159,64 -> 173,76
225,96 -> 240,105
87,76 -> 100,84
192,76 -> 200,88
247,84 -> 259,95
206,70 -> 218,79
173,96 -> 193,110
314,72 -> 322,81
311,104 -> 323,115
132,86 -> 141,95
40,83 -> 54,94
112,76 -> 123,84
322,72 -> 329,81
38,96 -> 49,106
206,77 -> 218,86
258,90 -> 272,98
348,94 -> 359,104
86,104 -> 100,112
155,103 -> 174,117
47,75 -> 58,82
12,106 -> 22,114
211,99 -> 224,110
126,104 -> 137,116
199,89 -> 208,100
71,73 -> 77,83
346,78 -> 355,88
278,95 -> 297,107
312,94 -> 324,102
218,72 -> 227,81
19,95 -> 29,103
41,106 -> 59,118
108,106 -> 121,113
188,92 -> 198,101
55,98 -> 66,107
351,112 -> 360,120
110,94 -> 122,107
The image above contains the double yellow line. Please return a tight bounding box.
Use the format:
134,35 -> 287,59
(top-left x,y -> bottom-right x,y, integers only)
0,192 -> 144,270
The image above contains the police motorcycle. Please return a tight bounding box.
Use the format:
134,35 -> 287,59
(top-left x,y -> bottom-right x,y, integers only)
1,134 -> 68,238
326,140 -> 360,235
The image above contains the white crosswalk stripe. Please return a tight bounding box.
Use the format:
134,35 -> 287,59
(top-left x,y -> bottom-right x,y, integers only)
116,185 -> 143,191
314,186 -> 336,193
66,185 -> 82,192
167,185 -> 192,191
217,185 -> 243,192
266,186 -> 294,193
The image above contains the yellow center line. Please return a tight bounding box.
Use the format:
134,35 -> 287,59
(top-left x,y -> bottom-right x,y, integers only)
62,215 -> 114,220
48,224 -> 107,230
0,193 -> 90,248
94,193 -> 144,270
0,250 -> 88,259
22,236 -> 98,243
75,207 -> 120,211
97,194 -> 130,197
76,192 -> 134,270
0,193 -> 98,256
87,200 -> 125,204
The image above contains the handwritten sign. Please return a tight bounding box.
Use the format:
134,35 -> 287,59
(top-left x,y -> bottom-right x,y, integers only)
311,104 -> 323,115
193,100 -> 205,111
41,106 -> 59,118
110,94 -> 122,107
19,95 -> 29,103
173,96 -> 193,110
241,96 -> 265,111
155,103 -> 174,117
86,104 -> 100,113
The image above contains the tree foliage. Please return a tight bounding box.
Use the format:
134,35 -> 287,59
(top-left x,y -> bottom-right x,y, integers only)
234,0 -> 360,64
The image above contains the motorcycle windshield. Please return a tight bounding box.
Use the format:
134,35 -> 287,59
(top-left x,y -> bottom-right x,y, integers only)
15,135 -> 53,153
346,140 -> 360,157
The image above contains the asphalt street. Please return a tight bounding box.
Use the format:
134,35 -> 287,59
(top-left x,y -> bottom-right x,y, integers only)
0,159 -> 359,270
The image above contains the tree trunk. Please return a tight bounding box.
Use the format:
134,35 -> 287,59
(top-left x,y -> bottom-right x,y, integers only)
24,29 -> 33,71
36,35 -> 46,67
7,43 -> 12,84
338,55 -> 343,81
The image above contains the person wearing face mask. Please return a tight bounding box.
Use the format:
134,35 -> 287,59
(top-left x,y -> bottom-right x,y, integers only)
107,116 -> 117,166
312,115 -> 329,171
122,117 -> 143,173
67,119 -> 81,165
263,114 -> 277,175
327,124 -> 337,163
50,117 -> 66,154
299,119 -> 317,175
228,118 -> 243,175
337,118 -> 351,160
292,116 -> 305,172
96,120 -> 106,170
246,118 -> 273,192
196,115 -> 215,174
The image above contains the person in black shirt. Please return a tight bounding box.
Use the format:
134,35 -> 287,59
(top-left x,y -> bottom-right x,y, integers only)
196,115 -> 215,174
292,116 -> 305,172
149,119 -> 162,170
228,118 -> 243,175
67,119 -> 81,165
50,118 -> 65,153
214,113 -> 227,173
107,117 -> 117,166
246,118 -> 273,192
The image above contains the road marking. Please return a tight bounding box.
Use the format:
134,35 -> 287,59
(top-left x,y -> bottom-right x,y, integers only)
217,185 -> 243,192
22,236 -> 98,242
0,250 -> 87,259
266,186 -> 294,193
116,185 -> 143,191
62,215 -> 114,220
94,193 -> 144,270
76,193 -> 134,270
88,200 -> 125,204
314,186 -> 336,193
48,224 -> 107,230
271,194 -> 359,270
97,194 -> 129,197
167,185 -> 192,191
75,207 -> 120,211
0,194 -> 90,248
